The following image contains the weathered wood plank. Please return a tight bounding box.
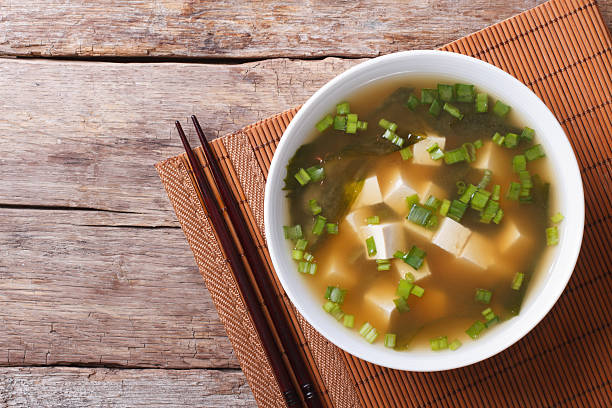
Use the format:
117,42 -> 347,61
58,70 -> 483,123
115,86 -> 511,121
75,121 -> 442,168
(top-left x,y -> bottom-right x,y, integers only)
0,208 -> 237,369
0,367 -> 255,407
0,0 -> 588,59
0,57 -> 360,223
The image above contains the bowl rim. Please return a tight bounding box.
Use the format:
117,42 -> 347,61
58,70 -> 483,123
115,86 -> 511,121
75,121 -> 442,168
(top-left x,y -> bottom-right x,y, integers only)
264,50 -> 584,371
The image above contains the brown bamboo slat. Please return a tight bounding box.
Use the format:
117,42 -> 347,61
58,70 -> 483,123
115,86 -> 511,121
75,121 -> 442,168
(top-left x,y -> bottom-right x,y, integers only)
156,0 -> 612,406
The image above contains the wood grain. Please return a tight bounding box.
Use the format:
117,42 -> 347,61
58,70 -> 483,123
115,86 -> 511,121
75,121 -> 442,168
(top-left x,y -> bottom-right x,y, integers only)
0,57 -> 358,369
0,0 -> 574,59
0,367 -> 255,407
0,57 -> 361,220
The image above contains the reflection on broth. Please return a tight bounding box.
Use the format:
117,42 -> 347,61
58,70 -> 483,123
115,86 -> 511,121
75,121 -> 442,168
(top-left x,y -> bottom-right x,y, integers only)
283,78 -> 559,351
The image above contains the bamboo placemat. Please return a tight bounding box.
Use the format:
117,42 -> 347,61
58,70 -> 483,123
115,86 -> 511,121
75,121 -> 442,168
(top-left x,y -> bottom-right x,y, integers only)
156,0 -> 612,406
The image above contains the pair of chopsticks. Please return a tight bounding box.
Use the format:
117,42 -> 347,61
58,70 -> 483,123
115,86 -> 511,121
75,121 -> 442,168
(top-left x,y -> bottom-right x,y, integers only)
176,117 -> 322,408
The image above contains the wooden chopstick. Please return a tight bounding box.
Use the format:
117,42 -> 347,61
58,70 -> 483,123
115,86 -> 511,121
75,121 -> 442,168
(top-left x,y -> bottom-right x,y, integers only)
190,115 -> 323,408
175,121 -> 301,408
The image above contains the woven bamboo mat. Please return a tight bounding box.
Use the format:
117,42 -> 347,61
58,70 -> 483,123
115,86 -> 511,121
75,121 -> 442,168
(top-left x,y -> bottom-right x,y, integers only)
156,0 -> 612,406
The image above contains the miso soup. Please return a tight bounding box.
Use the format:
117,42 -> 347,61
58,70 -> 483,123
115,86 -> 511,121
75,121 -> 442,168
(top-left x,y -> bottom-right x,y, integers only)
282,77 -> 561,351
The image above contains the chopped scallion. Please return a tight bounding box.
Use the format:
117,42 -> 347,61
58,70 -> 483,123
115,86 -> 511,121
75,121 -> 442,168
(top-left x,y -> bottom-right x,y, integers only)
306,165 -> 325,182
474,139 -> 483,149
295,238 -> 308,251
504,132 -> 519,148
347,113 -> 358,124
378,118 -> 398,132
377,262 -> 391,271
478,169 -> 493,189
396,279 -> 414,299
356,120 -> 368,131
551,212 -> 564,224
448,200 -> 468,222
449,339 -> 462,350
519,170 -> 533,189
459,184 -> 478,204
424,196 -> 442,211
439,199 -> 451,217
292,249 -> 303,260
303,252 -> 314,262
511,272 -> 524,290
480,200 -> 499,224
443,102 -> 464,120
475,288 -> 492,304
325,286 -> 347,304
493,100 -> 511,117
471,190 -> 491,211
312,215 -> 327,235
336,101 -> 350,115
405,194 -> 420,209
393,297 -> 410,313
430,336 -> 448,351
298,261 -> 317,275
343,314 -> 355,328
403,246 -> 427,270
366,215 -> 380,225
411,285 -> 425,297
429,99 -> 442,117
384,333 -> 397,348
492,132 -> 505,146
366,236 -> 377,256
512,155 -> 526,173
326,222 -> 338,234
294,168 -> 311,186
400,146 -> 413,160
521,126 -> 535,142
333,115 -> 346,131
420,88 -> 438,104
283,225 -> 303,241
546,226 -> 559,246
466,320 -> 486,339
455,83 -> 475,102
493,208 -> 504,224
405,93 -> 419,110
438,84 -> 454,101
316,114 -> 334,132
463,142 -> 477,162
359,322 -> 379,343
323,301 -> 344,320
346,121 -> 357,134
308,199 -> 322,215
407,204 -> 432,227
444,146 -> 469,164
525,144 -> 546,161
492,184 -> 501,201
475,92 -> 488,112
427,143 -> 445,160
506,182 -> 521,201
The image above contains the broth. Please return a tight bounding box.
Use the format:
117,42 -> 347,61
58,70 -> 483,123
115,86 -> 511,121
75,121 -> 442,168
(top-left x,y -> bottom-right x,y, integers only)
283,77 -> 556,351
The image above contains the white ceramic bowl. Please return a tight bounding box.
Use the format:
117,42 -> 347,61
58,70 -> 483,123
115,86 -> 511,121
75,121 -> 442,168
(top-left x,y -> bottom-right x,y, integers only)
264,50 -> 584,371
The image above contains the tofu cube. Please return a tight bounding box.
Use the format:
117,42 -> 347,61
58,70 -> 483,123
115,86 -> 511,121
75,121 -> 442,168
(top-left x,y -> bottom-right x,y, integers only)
412,135 -> 446,166
432,217 -> 471,256
412,288 -> 448,322
352,175 -> 383,210
472,142 -> 502,170
363,278 -> 398,332
497,220 -> 530,253
319,257 -> 358,290
393,258 -> 432,282
343,207 -> 373,239
360,223 -> 405,260
403,219 -> 435,241
382,170 -> 418,214
459,233 -> 496,270
419,181 -> 447,202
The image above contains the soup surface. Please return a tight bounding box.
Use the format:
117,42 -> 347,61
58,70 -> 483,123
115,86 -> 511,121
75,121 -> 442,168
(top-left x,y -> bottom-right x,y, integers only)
283,77 -> 559,351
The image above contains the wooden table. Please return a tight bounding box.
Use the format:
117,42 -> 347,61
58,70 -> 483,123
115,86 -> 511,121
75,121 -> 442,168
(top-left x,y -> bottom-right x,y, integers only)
1,1 -> 610,406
